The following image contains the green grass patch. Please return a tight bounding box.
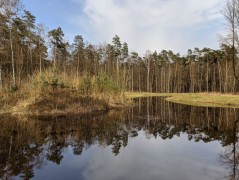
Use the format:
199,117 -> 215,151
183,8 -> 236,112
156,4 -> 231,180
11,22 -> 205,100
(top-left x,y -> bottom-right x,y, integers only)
125,92 -> 239,108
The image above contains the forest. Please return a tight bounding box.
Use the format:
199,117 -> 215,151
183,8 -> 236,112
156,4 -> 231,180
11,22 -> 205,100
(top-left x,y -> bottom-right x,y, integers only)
0,0 -> 239,112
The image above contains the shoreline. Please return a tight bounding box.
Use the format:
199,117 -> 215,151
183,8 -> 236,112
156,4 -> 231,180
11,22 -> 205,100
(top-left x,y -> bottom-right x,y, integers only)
125,92 -> 239,108
0,90 -> 130,117
1,91 -> 239,117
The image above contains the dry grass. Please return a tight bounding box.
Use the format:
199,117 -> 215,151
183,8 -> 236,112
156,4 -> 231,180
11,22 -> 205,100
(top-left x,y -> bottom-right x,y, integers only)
124,92 -> 173,98
9,89 -> 129,117
10,90 -> 102,116
125,92 -> 239,108
1,69 -> 127,116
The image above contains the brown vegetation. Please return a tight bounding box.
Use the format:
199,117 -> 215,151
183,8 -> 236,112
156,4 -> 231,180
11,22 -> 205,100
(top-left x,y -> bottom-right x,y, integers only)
11,90 -> 105,116
0,68 -> 129,117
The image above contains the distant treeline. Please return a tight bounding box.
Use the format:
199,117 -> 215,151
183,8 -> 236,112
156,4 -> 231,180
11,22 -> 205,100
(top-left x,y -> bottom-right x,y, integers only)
0,0 -> 239,93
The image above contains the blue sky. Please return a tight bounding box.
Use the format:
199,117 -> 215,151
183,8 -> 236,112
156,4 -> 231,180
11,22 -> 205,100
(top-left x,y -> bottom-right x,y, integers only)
22,0 -> 90,42
22,0 -> 225,55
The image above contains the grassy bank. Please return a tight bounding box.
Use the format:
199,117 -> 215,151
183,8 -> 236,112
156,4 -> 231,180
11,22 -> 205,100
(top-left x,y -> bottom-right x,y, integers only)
9,90 -> 128,117
0,89 -> 128,117
125,92 -> 239,108
0,69 -> 129,117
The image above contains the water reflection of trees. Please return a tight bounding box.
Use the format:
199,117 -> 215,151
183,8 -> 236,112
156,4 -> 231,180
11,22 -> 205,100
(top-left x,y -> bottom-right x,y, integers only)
132,97 -> 239,145
1,97 -> 239,178
219,118 -> 239,180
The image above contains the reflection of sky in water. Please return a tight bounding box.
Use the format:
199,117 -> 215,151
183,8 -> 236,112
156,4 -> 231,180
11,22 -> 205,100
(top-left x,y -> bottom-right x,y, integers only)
33,131 -> 225,180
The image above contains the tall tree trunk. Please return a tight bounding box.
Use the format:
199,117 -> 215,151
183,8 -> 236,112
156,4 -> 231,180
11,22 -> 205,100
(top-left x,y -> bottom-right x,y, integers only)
138,67 -> 141,91
218,62 -> 222,92
212,64 -> 216,92
155,68 -> 158,92
117,56 -> 119,86
39,52 -> 42,75
77,54 -> 80,79
206,62 -> 209,92
94,56 -> 98,77
10,29 -> 16,88
232,0 -> 238,82
160,69 -> 163,92
190,62 -> 194,92
147,61 -> 150,92
225,57 -> 228,92
54,46 -> 57,68
30,47 -> 33,72
168,64 -> 171,93
39,38 -> 42,75
175,62 -> 178,93
123,61 -> 126,91
198,63 -> 201,92
0,64 -> 2,89
131,64 -> 134,92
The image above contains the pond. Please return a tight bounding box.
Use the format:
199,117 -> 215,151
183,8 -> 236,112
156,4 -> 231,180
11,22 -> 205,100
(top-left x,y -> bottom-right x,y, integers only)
0,97 -> 239,180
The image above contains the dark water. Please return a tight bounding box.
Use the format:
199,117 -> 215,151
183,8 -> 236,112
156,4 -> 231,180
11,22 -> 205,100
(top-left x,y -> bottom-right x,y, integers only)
1,97 -> 239,180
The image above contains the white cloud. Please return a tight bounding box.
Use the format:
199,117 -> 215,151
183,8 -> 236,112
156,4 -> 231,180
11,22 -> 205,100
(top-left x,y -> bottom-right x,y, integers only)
72,0 -> 225,55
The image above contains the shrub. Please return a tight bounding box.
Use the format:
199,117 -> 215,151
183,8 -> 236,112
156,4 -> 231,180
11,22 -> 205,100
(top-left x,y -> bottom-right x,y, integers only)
30,68 -> 67,92
96,72 -> 120,93
30,68 -> 120,95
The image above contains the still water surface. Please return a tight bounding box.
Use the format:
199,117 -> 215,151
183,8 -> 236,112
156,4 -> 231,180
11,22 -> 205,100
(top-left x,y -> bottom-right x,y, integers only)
0,97 -> 238,179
